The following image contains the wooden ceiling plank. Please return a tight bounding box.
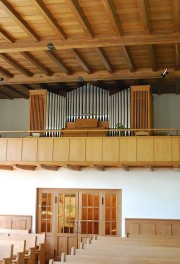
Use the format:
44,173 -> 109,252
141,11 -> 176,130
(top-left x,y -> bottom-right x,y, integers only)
0,53 -> 33,77
45,50 -> 71,75
148,44 -> 157,72
4,85 -> 29,99
71,49 -> 91,73
175,43 -> 180,70
102,0 -> 123,35
32,0 -> 66,39
121,46 -> 135,72
66,0 -> 94,37
23,84 -> 35,90
0,0 -> 40,41
0,27 -> 14,43
0,66 -> 14,78
95,47 -> 113,73
137,0 -> 150,34
173,0 -> 180,33
21,52 -> 52,76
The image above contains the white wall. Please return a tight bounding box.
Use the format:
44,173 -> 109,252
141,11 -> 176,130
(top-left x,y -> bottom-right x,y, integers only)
0,95 -> 180,235
0,167 -> 180,236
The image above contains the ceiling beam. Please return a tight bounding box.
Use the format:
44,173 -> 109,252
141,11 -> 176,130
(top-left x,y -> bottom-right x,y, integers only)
2,69 -> 180,85
0,27 -> 14,43
148,44 -> 157,71
0,89 -> 13,99
176,77 -> 180,95
66,0 -> 94,37
21,52 -> 53,76
175,43 -> 180,70
31,0 -> 67,39
0,66 -> 14,78
45,50 -> 71,75
173,0 -> 180,33
95,47 -> 113,73
121,46 -> 135,72
1,34 -> 180,53
102,0 -> 123,35
137,0 -> 150,34
0,53 -> 33,77
71,49 -> 91,73
0,0 -> 40,41
3,85 -> 29,99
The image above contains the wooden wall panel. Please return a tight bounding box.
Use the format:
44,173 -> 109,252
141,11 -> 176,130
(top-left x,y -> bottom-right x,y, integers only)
69,138 -> 85,162
126,218 -> 180,237
86,138 -> 102,162
136,138 -> 153,161
53,138 -> 69,161
153,137 -> 172,161
0,139 -> 7,162
171,137 -> 180,161
0,215 -> 32,231
22,139 -> 37,162
119,138 -> 136,162
37,138 -> 53,162
7,139 -> 22,162
102,138 -> 119,162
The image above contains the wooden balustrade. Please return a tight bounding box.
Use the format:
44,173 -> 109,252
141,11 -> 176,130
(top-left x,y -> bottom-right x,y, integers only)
0,136 -> 180,168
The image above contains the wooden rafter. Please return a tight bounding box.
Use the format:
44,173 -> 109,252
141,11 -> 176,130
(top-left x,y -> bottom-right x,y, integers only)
0,27 -> 14,43
0,53 -> 33,77
148,44 -> 157,71
0,165 -> 13,170
4,85 -> 29,99
71,49 -> 91,73
23,84 -> 35,90
173,0 -> 180,33
0,90 -> 13,100
32,0 -> 66,39
45,50 -> 71,75
21,52 -> 52,76
66,0 -> 94,37
176,77 -> 180,95
15,164 -> 37,170
137,0 -> 150,34
0,34 -> 180,54
3,69 -> 180,86
0,66 -> 14,78
0,0 -> 40,41
175,43 -> 180,70
102,0 -> 123,35
95,47 -> 113,73
121,46 -> 135,72
41,164 -> 61,171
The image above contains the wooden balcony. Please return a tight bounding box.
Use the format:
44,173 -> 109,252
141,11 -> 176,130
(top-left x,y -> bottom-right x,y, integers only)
0,129 -> 180,170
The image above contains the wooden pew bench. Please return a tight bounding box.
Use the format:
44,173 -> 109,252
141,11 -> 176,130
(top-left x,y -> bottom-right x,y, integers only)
0,244 -> 13,261
0,239 -> 25,264
0,229 -> 29,235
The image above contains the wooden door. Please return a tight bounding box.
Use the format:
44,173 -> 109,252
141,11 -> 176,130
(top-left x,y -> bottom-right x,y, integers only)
36,189 -> 121,261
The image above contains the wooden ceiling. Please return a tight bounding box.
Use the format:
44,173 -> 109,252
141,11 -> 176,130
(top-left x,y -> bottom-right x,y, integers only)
0,0 -> 179,99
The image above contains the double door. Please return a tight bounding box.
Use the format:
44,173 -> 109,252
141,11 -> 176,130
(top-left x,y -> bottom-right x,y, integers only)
36,188 -> 121,260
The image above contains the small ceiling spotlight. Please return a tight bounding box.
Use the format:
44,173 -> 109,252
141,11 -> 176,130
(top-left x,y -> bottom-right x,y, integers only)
77,76 -> 84,82
161,68 -> 168,78
0,77 -> 4,83
47,42 -> 56,51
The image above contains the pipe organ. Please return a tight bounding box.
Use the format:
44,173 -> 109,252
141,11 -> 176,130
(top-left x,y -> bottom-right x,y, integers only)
29,85 -> 133,136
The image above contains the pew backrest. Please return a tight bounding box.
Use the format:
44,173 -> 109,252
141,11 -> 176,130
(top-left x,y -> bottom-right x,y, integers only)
0,244 -> 13,259
0,239 -> 26,255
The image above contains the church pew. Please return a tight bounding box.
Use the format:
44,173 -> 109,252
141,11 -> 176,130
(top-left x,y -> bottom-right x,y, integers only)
0,239 -> 25,264
0,244 -> 13,260
0,229 -> 29,235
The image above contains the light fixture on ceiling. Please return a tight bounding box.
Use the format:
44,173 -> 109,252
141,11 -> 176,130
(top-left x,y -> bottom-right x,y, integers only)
0,77 -> 4,83
161,68 -> 168,78
47,42 -> 56,51
77,76 -> 84,82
